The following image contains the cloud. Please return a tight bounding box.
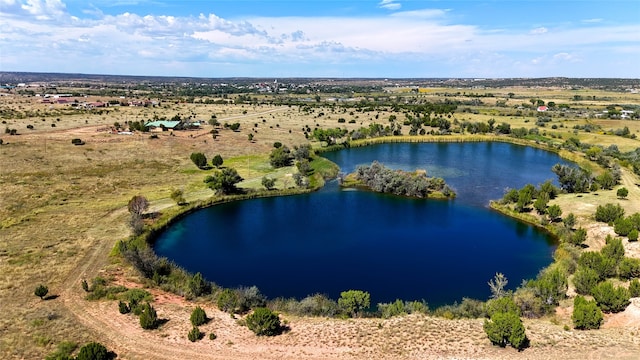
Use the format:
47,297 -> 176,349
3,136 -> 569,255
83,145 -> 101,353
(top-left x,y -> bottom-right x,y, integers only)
390,9 -> 448,19
378,0 -> 401,11
530,27 -> 548,35
582,18 -> 603,23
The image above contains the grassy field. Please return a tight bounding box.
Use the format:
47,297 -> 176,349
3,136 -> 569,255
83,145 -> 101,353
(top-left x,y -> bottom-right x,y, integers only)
1,84 -> 640,359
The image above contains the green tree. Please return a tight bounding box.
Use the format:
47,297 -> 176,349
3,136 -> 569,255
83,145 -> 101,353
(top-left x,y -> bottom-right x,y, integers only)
579,251 -> 616,281
483,311 -> 528,349
35,284 -> 49,300
188,272 -> 208,298
533,195 -> 549,215
602,236 -> 625,268
338,290 -> 371,318
595,203 -> 625,223
486,296 -> 520,317
248,133 -> 254,141
261,176 -> 276,190
573,266 -> 599,295
269,146 -> 293,168
572,296 -> 603,330
592,281 -> 630,313
211,154 -> 224,168
547,204 -> 562,222
296,159 -> 313,176
568,227 -> 587,247
118,300 -> 131,314
618,258 -> 640,279
170,188 -> 185,205
76,342 -> 110,360
139,302 -> 159,329
245,307 -> 281,336
217,288 -> 239,313
204,168 -> 243,194
563,213 -> 577,229
617,187 -> 629,199
628,229 -> 639,242
595,171 -> 616,190
190,306 -> 207,326
190,152 -> 208,169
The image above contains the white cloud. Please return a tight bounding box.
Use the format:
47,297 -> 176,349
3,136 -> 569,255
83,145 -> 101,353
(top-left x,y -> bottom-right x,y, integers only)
582,18 -> 603,23
530,27 -> 548,35
378,0 -> 401,11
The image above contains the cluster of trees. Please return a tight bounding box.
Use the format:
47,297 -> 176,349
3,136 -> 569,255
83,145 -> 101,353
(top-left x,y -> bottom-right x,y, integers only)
500,180 -> 560,216
352,161 -> 455,198
204,168 -> 243,195
311,127 -> 348,145
190,152 -> 224,169
482,285 -> 528,350
268,143 -> 314,189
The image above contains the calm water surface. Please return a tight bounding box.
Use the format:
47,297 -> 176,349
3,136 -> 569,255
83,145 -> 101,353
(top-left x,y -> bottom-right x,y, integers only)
155,142 -> 569,307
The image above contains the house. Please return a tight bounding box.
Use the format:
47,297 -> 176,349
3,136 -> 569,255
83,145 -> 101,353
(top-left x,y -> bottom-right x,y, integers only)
145,120 -> 181,131
537,106 -> 548,112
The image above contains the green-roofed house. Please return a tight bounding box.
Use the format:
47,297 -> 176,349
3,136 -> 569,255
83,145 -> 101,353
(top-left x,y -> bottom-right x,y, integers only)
145,120 -> 181,131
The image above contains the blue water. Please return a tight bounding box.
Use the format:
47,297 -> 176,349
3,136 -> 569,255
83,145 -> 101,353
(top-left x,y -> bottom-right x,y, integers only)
154,142 -> 569,307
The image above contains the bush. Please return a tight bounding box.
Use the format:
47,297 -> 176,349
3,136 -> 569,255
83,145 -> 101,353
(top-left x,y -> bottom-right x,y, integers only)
190,152 -> 208,169
483,311 -> 528,350
71,138 -> 85,145
573,266 -> 599,295
629,279 -> 640,297
246,307 -> 281,336
187,326 -> 202,342
628,229 -> 639,242
35,284 -> 49,300
209,332 -> 217,340
595,203 -> 625,223
76,342 -> 110,360
618,258 -> 640,280
118,300 -> 131,314
261,176 -> 276,190
579,251 -> 616,281
591,281 -> 630,313
485,296 -> 520,317
211,154 -> 224,168
81,279 -> 89,292
217,288 -> 239,313
338,290 -> 371,318
567,228 -> 587,246
190,306 -> 207,326
139,303 -> 159,329
269,146 -> 293,168
572,296 -> 603,330
45,341 -> 77,360
617,187 -> 629,199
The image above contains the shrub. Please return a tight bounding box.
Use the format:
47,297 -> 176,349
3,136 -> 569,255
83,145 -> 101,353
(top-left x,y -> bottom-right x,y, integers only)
591,281 -> 630,313
190,152 -> 208,169
513,287 -> 546,318
246,307 -> 281,336
187,326 -> 202,342
595,203 -> 625,223
187,272 -> 209,298
35,284 -> 49,300
209,332 -> 217,340
217,288 -> 239,313
617,187 -> 628,199
567,228 -> 587,246
170,188 -> 185,205
579,251 -> 616,281
127,195 -> 149,216
572,296 -> 603,330
601,236 -> 625,267
573,266 -> 599,295
261,176 -> 276,190
81,279 -> 89,292
236,286 -> 267,313
190,306 -> 207,326
338,290 -> 371,318
76,342 -> 110,360
71,138 -> 85,145
45,341 -> 77,360
483,311 -> 528,350
139,303 -> 159,329
269,146 -> 293,168
211,154 -> 224,168
628,229 -> 639,242
629,279 -> 640,298
618,258 -> 640,280
486,296 -> 520,317
118,300 -> 131,314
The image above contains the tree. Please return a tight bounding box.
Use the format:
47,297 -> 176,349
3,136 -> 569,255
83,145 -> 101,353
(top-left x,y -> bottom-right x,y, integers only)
170,188 -> 185,205
139,302 -> 159,329
618,258 -> 640,279
338,290 -> 370,318
190,152 -> 208,169
118,300 -> 131,314
486,296 -> 520,317
35,284 -> 49,300
248,133 -> 254,142
296,159 -> 313,176
617,187 -> 629,199
76,342 -> 110,360
630,279 -> 640,298
261,176 -> 276,190
204,168 -> 243,194
483,311 -> 528,350
190,306 -> 207,326
568,227 -> 587,247
533,194 -> 549,215
211,154 -> 224,168
217,288 -> 239,313
188,272 -> 208,298
245,307 -> 281,336
488,273 -> 509,299
269,146 -> 293,168
127,195 -> 149,216
572,296 -> 603,330
563,213 -> 577,229
573,266 -> 599,295
629,229 -> 639,242
601,236 -> 625,268
547,204 -> 562,222
595,203 -> 625,223
591,281 -> 630,313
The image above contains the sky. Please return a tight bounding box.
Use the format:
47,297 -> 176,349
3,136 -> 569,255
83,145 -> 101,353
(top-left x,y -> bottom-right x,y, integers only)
0,0 -> 639,78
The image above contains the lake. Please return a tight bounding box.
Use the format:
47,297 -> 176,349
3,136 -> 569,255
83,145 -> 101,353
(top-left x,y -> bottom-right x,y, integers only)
154,142 -> 569,307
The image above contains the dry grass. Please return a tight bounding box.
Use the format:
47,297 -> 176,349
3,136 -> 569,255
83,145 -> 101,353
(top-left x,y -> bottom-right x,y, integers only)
1,86 -> 640,359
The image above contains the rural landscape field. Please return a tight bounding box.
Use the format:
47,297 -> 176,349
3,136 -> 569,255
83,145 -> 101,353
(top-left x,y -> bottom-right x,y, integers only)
1,73 -> 639,359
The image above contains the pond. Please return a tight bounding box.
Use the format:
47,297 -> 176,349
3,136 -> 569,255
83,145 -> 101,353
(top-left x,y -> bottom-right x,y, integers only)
154,142 -> 569,307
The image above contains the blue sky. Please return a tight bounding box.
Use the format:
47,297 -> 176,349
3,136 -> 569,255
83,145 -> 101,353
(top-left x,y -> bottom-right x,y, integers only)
0,0 -> 638,78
